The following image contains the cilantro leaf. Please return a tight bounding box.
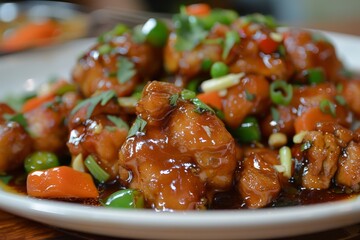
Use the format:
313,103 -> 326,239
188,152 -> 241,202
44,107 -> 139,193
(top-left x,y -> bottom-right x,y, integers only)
222,30 -> 240,59
107,115 -> 129,130
71,90 -> 117,119
117,56 -> 136,84
173,14 -> 208,51
127,117 -> 147,138
169,94 -> 179,106
191,98 -> 215,114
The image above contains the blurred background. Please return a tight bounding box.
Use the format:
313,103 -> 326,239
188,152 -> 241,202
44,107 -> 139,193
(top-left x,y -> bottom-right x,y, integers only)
0,0 -> 359,53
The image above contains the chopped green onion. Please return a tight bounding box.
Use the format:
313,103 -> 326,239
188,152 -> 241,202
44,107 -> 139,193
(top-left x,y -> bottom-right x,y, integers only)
210,61 -> 229,78
306,68 -> 325,84
107,115 -> 129,130
271,107 -> 280,122
242,14 -> 278,29
84,155 -> 110,183
200,73 -> 244,93
319,99 -> 336,117
335,95 -> 346,106
222,30 -> 240,60
198,9 -> 238,30
278,146 -> 292,178
127,117 -> 147,138
269,80 -> 293,106
277,44 -> 286,57
233,116 -> 261,143
55,84 -> 77,95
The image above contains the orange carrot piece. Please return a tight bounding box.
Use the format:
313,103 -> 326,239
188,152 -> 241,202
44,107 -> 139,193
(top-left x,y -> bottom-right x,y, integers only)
27,166 -> 99,199
294,107 -> 336,133
197,91 -> 222,110
186,4 -> 211,16
0,20 -> 59,52
22,94 -> 55,113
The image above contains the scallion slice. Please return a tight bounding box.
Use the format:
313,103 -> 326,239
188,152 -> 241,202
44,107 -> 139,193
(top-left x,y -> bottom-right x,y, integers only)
269,80 -> 293,106
84,155 -> 110,183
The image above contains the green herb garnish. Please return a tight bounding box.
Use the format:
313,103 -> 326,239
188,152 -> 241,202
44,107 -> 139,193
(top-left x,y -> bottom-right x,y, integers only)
245,89 -> 255,101
222,30 -> 240,59
71,90 -> 117,119
117,56 -> 136,84
271,107 -> 280,122
127,117 -> 147,138
169,94 -> 179,106
3,113 -> 27,128
319,99 -> 336,117
107,115 -> 129,130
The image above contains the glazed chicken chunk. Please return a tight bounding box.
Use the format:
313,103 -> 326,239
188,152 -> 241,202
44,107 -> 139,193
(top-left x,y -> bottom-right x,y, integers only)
119,81 -> 237,210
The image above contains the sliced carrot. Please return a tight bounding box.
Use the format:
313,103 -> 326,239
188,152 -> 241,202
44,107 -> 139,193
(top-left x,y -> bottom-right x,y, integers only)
0,20 -> 60,52
197,91 -> 222,110
294,107 -> 336,133
185,4 -> 211,16
22,94 -> 55,113
27,166 -> 99,199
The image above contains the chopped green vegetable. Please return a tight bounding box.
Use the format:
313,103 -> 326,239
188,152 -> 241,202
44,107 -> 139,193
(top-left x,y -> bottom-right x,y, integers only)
71,90 -> 117,119
98,44 -> 113,55
233,116 -> 261,143
117,56 -> 136,84
98,23 -> 129,43
210,61 -> 229,78
141,18 -> 169,47
186,79 -> 202,92
104,189 -> 145,209
24,151 -> 59,173
173,13 -> 208,51
270,80 -> 293,106
181,89 -> 196,100
84,155 -> 110,183
199,9 -> 238,30
169,94 -> 179,106
192,98 -> 215,114
3,113 -> 27,128
107,115 -> 129,130
222,30 -> 240,59
127,117 -> 147,138
242,14 -> 278,29
335,95 -> 346,106
319,99 -> 336,117
306,68 -> 325,84
271,107 -> 280,122
55,84 -> 77,95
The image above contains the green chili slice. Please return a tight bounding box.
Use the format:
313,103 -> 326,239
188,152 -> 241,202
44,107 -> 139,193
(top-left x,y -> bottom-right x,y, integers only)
233,116 -> 261,143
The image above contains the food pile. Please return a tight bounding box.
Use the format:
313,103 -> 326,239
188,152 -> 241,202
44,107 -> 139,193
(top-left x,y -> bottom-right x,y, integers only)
1,4 -> 359,211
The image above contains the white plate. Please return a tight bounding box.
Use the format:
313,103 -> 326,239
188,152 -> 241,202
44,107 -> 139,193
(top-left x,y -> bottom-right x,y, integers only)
0,32 -> 360,240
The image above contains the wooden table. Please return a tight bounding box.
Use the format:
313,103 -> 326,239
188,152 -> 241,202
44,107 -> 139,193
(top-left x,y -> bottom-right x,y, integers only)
1,208 -> 359,240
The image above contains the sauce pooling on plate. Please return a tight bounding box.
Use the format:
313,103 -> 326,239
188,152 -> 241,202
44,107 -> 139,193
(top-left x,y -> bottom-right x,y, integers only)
0,3 -> 359,211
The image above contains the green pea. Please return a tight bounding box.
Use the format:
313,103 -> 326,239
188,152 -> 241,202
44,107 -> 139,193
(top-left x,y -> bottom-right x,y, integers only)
210,61 -> 229,78
104,189 -> 145,209
142,18 -> 168,47
24,151 -> 59,173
